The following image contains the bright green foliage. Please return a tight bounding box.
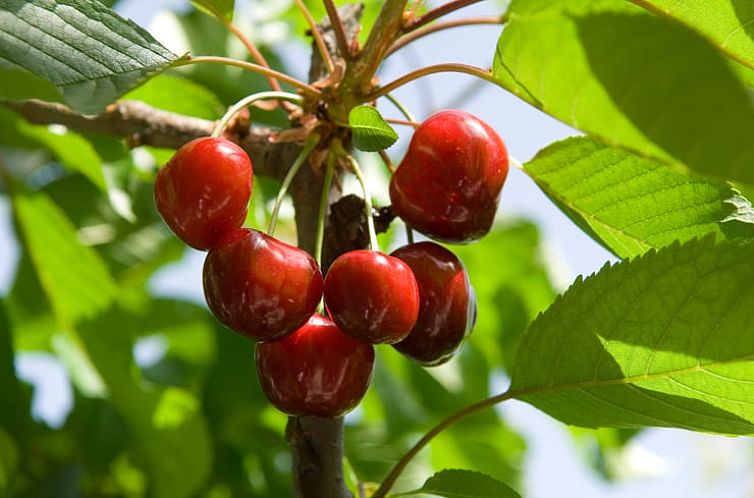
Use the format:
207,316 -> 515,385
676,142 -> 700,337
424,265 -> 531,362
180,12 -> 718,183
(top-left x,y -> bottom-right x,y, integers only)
192,0 -> 235,22
525,137 -> 754,258
12,190 -> 116,324
349,105 -> 399,152
511,238 -> 754,435
122,74 -> 225,120
0,66 -> 63,102
494,0 -> 754,183
454,222 -> 557,372
406,469 -> 521,498
631,0 -> 754,69
0,0 -> 185,113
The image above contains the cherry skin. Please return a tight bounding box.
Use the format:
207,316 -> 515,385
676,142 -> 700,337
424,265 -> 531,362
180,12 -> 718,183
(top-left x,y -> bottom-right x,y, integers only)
323,250 -> 420,344
256,314 -> 375,417
203,228 -> 323,342
389,109 -> 509,243
155,137 -> 252,250
391,242 -> 477,366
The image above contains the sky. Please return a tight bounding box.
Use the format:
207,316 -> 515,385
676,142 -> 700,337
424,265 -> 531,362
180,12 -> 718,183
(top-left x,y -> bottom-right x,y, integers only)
2,0 -> 753,496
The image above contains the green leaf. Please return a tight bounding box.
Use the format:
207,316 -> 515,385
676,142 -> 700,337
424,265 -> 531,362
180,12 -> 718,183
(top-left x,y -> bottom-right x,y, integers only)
191,0 -> 235,22
407,469 -> 521,498
525,137 -> 754,259
494,0 -> 754,184
452,222 -> 557,372
510,237 -> 754,435
0,66 -> 63,102
12,189 -> 116,324
0,108 -> 107,191
0,301 -> 29,434
78,308 -> 213,498
122,74 -> 224,119
631,0 -> 754,70
349,105 -> 399,152
0,0 -> 187,114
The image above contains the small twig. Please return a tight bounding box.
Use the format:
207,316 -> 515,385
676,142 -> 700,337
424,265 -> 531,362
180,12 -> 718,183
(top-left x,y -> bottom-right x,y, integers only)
371,390 -> 517,498
183,56 -> 323,97
368,63 -> 502,100
324,0 -> 352,59
403,0 -> 483,32
388,16 -> 504,56
211,91 -> 303,137
294,0 -> 336,73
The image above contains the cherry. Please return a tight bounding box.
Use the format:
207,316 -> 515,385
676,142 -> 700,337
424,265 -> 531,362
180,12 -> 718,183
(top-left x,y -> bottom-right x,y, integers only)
155,137 -> 252,250
389,110 -> 509,243
323,250 -> 420,344
391,242 -> 476,365
256,314 -> 375,417
203,228 -> 323,342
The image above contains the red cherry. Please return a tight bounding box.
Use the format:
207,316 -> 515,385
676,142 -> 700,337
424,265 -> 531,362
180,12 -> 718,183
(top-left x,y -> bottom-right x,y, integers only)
256,314 -> 375,417
323,250 -> 420,344
389,110 -> 509,243
391,242 -> 476,366
155,137 -> 252,250
203,228 -> 323,342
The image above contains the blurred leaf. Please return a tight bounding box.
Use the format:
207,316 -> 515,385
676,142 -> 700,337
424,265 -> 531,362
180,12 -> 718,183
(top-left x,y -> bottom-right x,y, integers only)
631,0 -> 754,69
0,426 -> 19,494
0,66 -> 63,102
123,73 -> 225,119
525,137 -> 754,258
511,237 -> 754,434
495,0 -> 754,184
452,222 -> 557,372
349,105 -> 399,152
192,0 -> 235,22
570,427 -> 640,481
0,0 -> 187,113
12,189 -> 116,324
78,308 -> 213,498
0,301 -> 29,434
0,108 -> 106,191
406,469 -> 521,498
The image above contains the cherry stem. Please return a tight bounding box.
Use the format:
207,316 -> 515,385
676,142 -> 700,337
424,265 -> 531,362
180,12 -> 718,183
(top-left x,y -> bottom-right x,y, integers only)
196,1 -> 288,95
509,156 -> 524,171
378,149 -> 395,174
371,389 -> 517,498
384,92 -> 417,123
385,118 -> 419,128
183,56 -> 323,97
368,63 -> 502,101
388,16 -> 505,56
405,225 -> 414,244
315,148 -> 337,269
267,134 -> 321,236
293,0 -> 335,74
323,0 -> 352,58
403,0 -> 483,32
211,91 -> 303,138
336,144 -> 379,251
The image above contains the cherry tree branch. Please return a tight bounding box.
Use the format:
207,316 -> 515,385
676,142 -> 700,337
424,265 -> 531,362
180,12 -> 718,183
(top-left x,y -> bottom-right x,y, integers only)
403,0 -> 483,32
0,99 -> 286,178
324,0 -> 352,58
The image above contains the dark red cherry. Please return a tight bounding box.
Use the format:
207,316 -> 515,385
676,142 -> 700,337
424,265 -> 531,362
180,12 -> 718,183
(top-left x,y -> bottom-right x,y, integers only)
155,137 -> 252,250
389,110 -> 509,243
256,314 -> 375,417
323,250 -> 420,344
391,242 -> 476,366
203,228 -> 323,342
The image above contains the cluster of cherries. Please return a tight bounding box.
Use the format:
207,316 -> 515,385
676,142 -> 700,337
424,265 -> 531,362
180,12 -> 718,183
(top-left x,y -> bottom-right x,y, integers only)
154,109 -> 509,418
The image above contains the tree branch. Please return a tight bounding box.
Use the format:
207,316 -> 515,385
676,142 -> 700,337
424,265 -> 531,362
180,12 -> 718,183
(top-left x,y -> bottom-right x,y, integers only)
0,99 -> 294,178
